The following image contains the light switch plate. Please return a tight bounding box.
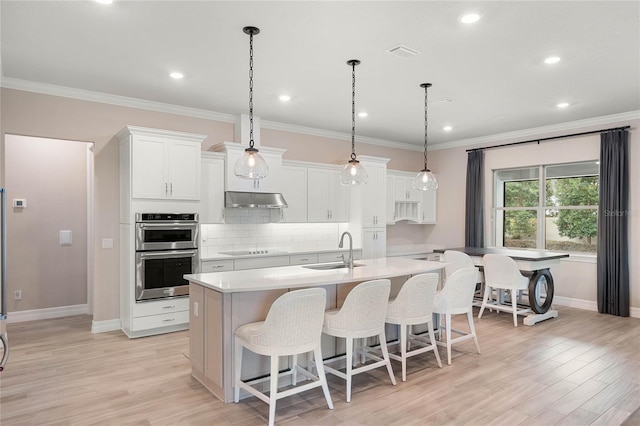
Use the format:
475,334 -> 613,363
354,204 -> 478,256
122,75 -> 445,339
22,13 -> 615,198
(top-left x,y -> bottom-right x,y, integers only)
59,230 -> 72,246
101,238 -> 114,249
13,198 -> 27,208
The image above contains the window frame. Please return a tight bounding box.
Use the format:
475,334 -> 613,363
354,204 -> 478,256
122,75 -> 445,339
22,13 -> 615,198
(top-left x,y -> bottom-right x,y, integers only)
492,161 -> 599,255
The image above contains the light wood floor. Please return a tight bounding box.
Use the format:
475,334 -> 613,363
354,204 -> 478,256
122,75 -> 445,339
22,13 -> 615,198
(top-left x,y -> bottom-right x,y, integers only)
1,306 -> 639,425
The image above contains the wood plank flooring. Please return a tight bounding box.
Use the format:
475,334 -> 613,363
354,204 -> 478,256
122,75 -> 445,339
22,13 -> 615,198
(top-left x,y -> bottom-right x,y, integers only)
1,306 -> 638,425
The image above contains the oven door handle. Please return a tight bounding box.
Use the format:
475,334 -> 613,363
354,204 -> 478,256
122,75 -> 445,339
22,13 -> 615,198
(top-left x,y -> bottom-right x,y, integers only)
138,250 -> 198,259
137,223 -> 196,229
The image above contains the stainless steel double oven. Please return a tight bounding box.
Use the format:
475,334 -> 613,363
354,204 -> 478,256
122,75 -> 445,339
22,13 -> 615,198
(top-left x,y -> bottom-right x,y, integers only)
135,213 -> 198,301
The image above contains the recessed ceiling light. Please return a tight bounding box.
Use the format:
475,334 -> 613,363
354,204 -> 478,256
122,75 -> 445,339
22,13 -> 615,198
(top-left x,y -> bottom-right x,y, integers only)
544,56 -> 561,64
358,112 -> 368,118
279,95 -> 291,102
95,0 -> 113,4
557,102 -> 570,108
443,126 -> 453,131
170,72 -> 184,80
460,12 -> 482,24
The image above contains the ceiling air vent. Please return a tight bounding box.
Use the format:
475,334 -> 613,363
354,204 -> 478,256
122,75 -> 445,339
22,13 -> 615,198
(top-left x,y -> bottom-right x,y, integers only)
387,44 -> 420,58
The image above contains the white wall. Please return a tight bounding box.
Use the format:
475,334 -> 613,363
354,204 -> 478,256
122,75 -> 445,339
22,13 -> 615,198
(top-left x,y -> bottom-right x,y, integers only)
429,118 -> 640,314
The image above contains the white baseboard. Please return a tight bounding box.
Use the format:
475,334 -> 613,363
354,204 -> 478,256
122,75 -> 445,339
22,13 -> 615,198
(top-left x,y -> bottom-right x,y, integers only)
6,304 -> 89,323
91,319 -> 121,334
554,296 -> 640,318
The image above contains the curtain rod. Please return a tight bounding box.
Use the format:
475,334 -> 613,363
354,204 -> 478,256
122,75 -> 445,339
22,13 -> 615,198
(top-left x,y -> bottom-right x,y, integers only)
466,125 -> 631,153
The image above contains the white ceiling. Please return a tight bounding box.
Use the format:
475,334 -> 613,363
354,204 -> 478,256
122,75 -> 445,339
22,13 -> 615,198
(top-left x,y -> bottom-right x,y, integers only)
1,1 -> 639,148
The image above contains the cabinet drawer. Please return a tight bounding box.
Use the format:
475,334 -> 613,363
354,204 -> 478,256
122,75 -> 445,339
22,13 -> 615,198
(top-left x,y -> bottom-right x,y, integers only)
133,297 -> 189,318
201,259 -> 234,273
132,310 -> 190,331
234,256 -> 290,271
289,254 -> 318,265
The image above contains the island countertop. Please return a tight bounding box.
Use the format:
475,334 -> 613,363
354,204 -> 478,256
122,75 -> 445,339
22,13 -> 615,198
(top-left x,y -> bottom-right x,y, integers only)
185,257 -> 444,293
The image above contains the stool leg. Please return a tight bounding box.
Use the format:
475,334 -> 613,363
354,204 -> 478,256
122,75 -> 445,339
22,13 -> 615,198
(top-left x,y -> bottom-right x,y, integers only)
478,284 -> 491,318
292,354 -> 298,385
346,337 -> 353,402
314,347 -> 334,410
427,321 -> 442,368
467,310 -> 481,354
400,323 -> 407,382
512,291 -> 518,327
234,341 -> 242,403
268,355 -> 279,426
446,313 -> 452,365
379,328 -> 396,386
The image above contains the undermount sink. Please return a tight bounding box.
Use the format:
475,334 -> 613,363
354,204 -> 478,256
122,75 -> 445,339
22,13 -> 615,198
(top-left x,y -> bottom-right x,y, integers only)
303,262 -> 363,270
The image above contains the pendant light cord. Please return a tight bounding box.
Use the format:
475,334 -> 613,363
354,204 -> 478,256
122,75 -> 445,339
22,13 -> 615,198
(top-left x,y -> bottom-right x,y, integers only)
422,83 -> 431,171
351,61 -> 356,161
248,30 -> 255,149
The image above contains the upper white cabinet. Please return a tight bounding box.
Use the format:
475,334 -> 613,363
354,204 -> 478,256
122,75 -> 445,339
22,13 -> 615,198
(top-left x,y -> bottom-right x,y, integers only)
362,228 -> 386,259
213,142 -> 286,194
393,175 -> 421,202
201,152 -> 226,224
387,170 -> 438,224
279,164 -> 308,223
419,186 -> 437,224
118,126 -> 205,201
386,176 -> 396,224
358,157 -> 388,227
307,166 -> 349,222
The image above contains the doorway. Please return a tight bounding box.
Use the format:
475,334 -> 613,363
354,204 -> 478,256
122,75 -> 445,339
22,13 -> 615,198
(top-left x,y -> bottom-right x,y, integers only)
4,134 -> 94,321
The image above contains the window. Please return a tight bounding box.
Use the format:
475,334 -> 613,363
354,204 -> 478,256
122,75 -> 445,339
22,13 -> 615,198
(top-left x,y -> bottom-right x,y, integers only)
494,161 -> 599,253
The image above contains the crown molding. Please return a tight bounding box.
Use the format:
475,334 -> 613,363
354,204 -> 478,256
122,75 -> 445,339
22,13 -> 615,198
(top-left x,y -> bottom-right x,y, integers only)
0,77 -> 236,123
430,110 -> 640,151
2,77 -> 636,154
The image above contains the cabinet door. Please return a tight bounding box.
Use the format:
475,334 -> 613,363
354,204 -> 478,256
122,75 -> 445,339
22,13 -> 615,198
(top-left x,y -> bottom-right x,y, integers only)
420,188 -> 437,224
362,163 -> 386,226
362,228 -> 386,259
327,169 -> 349,222
201,157 -> 225,223
386,176 -> 396,224
280,165 -> 307,222
307,168 -> 329,222
132,135 -> 167,199
168,141 -> 201,200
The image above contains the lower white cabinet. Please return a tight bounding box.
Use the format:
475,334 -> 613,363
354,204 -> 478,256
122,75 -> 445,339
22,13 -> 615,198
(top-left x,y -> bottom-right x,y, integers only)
289,254 -> 318,265
129,297 -> 190,335
201,259 -> 234,273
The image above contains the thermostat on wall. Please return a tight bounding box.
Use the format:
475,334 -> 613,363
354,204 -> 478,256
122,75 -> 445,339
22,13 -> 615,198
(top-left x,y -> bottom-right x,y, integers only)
13,199 -> 27,208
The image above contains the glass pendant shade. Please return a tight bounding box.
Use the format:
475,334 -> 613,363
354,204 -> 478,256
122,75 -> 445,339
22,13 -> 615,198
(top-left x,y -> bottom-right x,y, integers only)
234,147 -> 269,179
412,168 -> 438,191
340,159 -> 368,186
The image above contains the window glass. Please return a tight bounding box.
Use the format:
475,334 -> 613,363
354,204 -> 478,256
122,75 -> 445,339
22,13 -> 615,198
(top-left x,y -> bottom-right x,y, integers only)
504,180 -> 539,208
545,209 -> 597,252
504,210 -> 538,249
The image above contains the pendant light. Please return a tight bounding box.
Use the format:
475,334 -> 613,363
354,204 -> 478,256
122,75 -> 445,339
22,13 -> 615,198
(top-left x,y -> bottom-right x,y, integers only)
412,83 -> 438,190
234,26 -> 269,180
340,59 -> 368,186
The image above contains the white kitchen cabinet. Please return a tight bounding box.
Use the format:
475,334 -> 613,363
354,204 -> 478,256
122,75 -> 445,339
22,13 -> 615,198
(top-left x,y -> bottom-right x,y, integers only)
386,176 -> 396,224
213,142 -> 286,194
419,186 -> 437,224
279,164 -> 307,222
307,166 -> 349,222
118,126 -> 205,201
201,259 -> 234,273
362,228 -> 386,259
394,175 -> 421,202
201,153 -> 226,224
359,158 -> 387,227
233,256 -> 290,271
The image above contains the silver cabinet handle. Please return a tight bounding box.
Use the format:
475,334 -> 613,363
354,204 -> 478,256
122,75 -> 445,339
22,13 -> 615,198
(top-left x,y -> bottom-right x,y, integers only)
170,182 -> 173,196
165,183 -> 168,196
163,318 -> 176,322
162,305 -> 176,309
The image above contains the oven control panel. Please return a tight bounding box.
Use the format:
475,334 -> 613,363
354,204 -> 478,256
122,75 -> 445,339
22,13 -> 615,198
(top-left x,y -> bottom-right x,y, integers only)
136,213 -> 198,222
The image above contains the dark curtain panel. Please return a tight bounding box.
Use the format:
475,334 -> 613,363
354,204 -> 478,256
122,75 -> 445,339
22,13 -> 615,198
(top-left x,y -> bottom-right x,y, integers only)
597,129 -> 629,316
465,150 -> 484,247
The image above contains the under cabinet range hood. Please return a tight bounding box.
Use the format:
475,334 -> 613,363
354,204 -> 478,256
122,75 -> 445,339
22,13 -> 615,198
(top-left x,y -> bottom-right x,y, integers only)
225,191 -> 288,209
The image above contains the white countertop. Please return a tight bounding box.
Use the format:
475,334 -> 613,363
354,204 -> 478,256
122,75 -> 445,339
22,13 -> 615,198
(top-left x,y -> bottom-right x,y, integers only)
185,257 -> 444,293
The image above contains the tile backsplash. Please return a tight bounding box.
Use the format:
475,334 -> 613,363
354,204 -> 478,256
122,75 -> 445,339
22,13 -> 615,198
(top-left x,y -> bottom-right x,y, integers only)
201,215 -> 346,255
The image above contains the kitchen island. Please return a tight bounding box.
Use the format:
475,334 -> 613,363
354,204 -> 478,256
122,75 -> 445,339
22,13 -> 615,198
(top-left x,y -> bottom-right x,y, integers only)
185,257 -> 444,402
